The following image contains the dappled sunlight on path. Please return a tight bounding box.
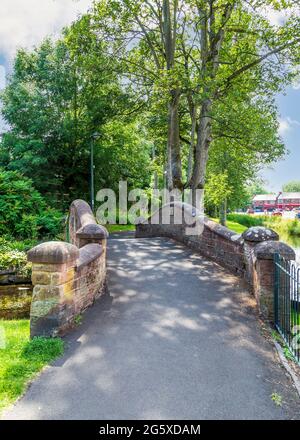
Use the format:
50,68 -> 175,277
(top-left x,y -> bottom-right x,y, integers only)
3,236 -> 300,420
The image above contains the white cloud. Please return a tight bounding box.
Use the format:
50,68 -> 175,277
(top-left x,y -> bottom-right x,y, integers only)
278,117 -> 300,136
292,81 -> 300,90
278,118 -> 290,135
265,9 -> 287,26
0,0 -> 92,61
263,5 -> 299,26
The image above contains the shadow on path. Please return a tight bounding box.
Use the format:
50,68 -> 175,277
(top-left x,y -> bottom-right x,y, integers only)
3,236 -> 300,420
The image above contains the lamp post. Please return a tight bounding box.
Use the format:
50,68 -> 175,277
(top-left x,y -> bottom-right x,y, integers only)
90,132 -> 100,212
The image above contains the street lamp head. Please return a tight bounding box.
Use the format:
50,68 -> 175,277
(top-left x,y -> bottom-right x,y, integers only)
91,132 -> 100,140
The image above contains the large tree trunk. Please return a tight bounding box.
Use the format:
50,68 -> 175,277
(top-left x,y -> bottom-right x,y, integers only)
189,98 -> 212,191
187,103 -> 197,182
167,89 -> 182,189
219,198 -> 227,226
185,1 -> 234,203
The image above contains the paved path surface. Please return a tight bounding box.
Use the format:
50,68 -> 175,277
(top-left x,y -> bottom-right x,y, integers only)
4,236 -> 300,419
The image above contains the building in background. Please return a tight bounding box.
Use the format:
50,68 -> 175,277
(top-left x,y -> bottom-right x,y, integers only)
277,192 -> 300,210
252,194 -> 278,210
252,192 -> 300,210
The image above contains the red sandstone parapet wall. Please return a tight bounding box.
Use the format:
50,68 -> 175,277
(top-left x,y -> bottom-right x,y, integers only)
27,200 -> 108,338
136,202 -> 295,322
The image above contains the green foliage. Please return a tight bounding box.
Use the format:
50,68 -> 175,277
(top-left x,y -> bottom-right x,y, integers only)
283,346 -> 295,362
91,0 -> 300,192
0,250 -> 31,278
282,181 -> 300,192
271,393 -> 283,407
22,336 -> 64,363
1,0 -> 299,212
0,319 -> 64,413
227,214 -> 265,228
287,220 -> 300,236
0,32 -> 151,206
225,221 -> 247,235
105,224 -> 135,233
0,238 -> 37,277
210,217 -> 247,234
205,172 -> 232,209
74,315 -> 83,326
95,120 -> 151,192
0,169 -> 63,240
0,237 -> 38,252
227,213 -> 300,238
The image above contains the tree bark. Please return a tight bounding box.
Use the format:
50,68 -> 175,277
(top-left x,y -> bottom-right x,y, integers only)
219,197 -> 227,226
163,0 -> 182,189
189,97 -> 212,191
187,1 -> 234,197
167,89 -> 182,189
187,103 -> 196,182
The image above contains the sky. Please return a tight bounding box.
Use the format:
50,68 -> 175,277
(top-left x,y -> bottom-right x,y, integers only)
0,1 -> 299,192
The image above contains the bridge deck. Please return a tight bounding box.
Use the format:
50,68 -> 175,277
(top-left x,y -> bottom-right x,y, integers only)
4,236 -> 300,419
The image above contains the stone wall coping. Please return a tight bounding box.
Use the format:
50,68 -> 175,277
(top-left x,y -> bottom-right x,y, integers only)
71,199 -> 97,228
171,201 -> 203,218
77,223 -> 109,239
27,241 -> 79,264
254,240 -> 295,260
140,201 -> 243,244
242,226 -> 279,243
204,217 -> 243,243
76,243 -> 104,270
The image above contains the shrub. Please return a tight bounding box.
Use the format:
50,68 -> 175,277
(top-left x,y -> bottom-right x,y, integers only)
227,213 -> 300,238
0,238 -> 32,277
0,249 -> 32,277
0,169 -> 63,239
227,213 -> 265,228
286,219 -> 300,236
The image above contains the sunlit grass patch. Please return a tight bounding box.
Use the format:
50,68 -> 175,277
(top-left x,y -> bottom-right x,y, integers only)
0,319 -> 64,414
105,224 -> 135,233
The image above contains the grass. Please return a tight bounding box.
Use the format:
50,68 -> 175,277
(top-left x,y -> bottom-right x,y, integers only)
210,217 -> 247,235
227,213 -> 300,238
0,319 -> 64,414
291,308 -> 300,326
225,220 -> 247,234
271,392 -> 283,407
105,224 -> 135,233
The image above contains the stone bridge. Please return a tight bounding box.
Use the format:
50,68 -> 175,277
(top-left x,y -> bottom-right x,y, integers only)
4,200 -> 300,420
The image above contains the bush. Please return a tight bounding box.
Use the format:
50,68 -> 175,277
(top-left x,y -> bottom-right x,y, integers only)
227,213 -> 265,228
227,213 -> 300,238
0,169 -> 63,239
0,238 -> 32,277
286,219 -> 300,236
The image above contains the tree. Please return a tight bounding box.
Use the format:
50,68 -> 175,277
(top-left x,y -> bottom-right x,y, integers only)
282,181 -> 300,192
91,0 -> 300,195
205,90 -> 284,224
0,26 -> 151,207
0,168 -> 62,239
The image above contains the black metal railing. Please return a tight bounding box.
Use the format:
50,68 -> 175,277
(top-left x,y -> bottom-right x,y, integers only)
274,253 -> 300,364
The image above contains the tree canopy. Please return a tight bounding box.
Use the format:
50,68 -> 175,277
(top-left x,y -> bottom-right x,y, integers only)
282,181 -> 300,193
0,0 -> 299,220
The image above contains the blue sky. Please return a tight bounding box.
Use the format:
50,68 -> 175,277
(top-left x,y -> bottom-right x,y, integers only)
261,86 -> 300,192
0,1 -> 299,193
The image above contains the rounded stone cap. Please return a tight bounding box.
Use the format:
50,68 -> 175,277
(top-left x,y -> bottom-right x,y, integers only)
76,223 -> 109,239
242,226 -> 279,243
254,240 -> 295,260
27,241 -> 79,264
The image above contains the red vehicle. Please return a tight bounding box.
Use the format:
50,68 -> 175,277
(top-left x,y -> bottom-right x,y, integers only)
272,210 -> 282,217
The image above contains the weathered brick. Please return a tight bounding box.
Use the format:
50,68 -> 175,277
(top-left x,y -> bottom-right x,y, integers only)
29,209 -> 108,337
